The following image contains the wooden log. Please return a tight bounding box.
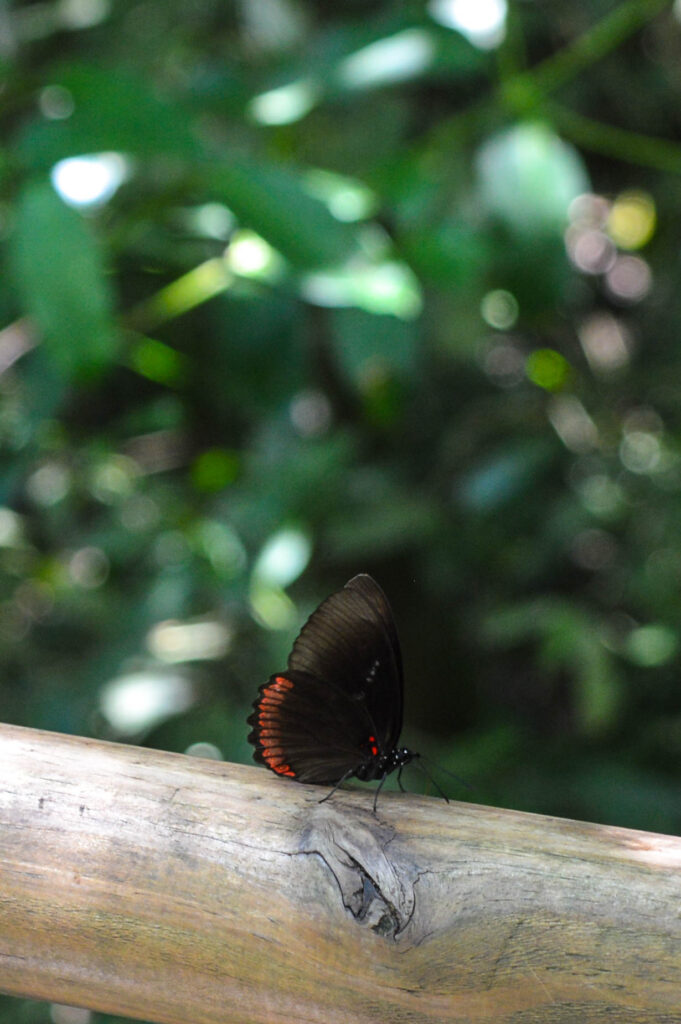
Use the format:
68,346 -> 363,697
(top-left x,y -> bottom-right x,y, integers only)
0,722 -> 679,1024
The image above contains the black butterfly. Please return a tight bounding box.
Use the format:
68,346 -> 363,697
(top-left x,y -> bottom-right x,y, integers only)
247,574 -> 421,812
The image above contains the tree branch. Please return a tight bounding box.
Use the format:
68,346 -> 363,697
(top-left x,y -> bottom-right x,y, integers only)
0,722 -> 679,1023
548,102 -> 681,175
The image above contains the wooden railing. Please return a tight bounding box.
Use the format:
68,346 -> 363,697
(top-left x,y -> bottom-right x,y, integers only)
1,722 -> 679,1023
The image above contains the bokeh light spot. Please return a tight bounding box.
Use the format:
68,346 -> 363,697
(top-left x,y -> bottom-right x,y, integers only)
50,1004 -> 92,1024
337,29 -> 435,90
578,313 -> 630,374
0,508 -> 24,546
565,226 -> 616,275
27,463 -> 71,506
607,190 -> 656,250
225,230 -> 283,279
250,581 -> 297,630
526,348 -> 570,391
619,431 -> 661,474
51,153 -> 129,208
100,671 -> 195,733
483,340 -> 525,388
548,395 -> 598,453
90,455 -> 138,503
605,255 -> 652,304
185,741 -> 223,760
429,0 -> 507,49
478,124 -> 590,236
249,79 -> 319,125
193,202 -> 234,240
302,259 -> 422,319
626,624 -> 678,667
253,527 -> 311,588
305,169 -> 377,222
58,0 -> 110,30
39,84 -> 75,120
568,193 -> 610,227
192,448 -> 240,492
289,389 -> 332,436
480,289 -> 518,329
68,546 -> 109,589
239,0 -> 306,53
575,474 -> 623,518
148,617 -> 232,663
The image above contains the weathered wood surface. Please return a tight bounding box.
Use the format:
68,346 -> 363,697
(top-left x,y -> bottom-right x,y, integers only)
0,722 -> 679,1024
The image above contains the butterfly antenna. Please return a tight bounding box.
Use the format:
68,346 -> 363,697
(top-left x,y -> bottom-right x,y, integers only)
412,757 -> 450,803
420,753 -> 473,792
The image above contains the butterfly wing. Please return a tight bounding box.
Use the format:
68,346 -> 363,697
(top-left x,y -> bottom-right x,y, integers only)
247,574 -> 404,782
287,573 -> 403,752
247,669 -> 380,783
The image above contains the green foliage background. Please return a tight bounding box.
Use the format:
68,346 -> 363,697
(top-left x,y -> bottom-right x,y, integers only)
2,0 -> 681,1019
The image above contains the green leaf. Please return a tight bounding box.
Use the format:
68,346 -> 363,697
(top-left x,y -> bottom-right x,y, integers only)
17,64 -> 197,168
483,598 -> 621,734
10,180 -> 118,380
203,161 -> 358,269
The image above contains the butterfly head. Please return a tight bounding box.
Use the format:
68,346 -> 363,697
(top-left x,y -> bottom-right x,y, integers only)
391,746 -> 417,771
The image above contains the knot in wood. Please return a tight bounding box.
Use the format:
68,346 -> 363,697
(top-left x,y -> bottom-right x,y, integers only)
299,804 -> 416,939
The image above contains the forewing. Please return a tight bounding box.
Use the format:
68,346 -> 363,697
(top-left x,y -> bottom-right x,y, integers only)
247,670 -> 375,783
287,574 -> 403,750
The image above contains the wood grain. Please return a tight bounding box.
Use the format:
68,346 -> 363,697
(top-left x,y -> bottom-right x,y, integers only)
0,722 -> 679,1024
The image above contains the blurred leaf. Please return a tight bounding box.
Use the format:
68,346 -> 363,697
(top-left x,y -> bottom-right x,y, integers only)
250,16 -> 483,123
128,335 -> 187,387
401,221 -> 491,287
326,474 -> 439,557
18,65 -> 197,168
476,122 -> 590,237
483,598 -> 621,734
330,306 -> 417,383
203,160 -> 360,269
9,180 -> 118,380
573,632 -> 621,734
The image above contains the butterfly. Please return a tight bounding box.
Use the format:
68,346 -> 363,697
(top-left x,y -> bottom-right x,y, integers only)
247,574 -> 422,812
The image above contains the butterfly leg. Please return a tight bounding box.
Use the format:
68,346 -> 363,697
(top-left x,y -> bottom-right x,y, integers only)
372,773 -> 390,814
318,768 -> 355,805
396,764 -> 407,793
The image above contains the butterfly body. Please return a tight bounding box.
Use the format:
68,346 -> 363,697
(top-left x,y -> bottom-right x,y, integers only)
247,574 -> 417,807
354,745 -> 415,782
